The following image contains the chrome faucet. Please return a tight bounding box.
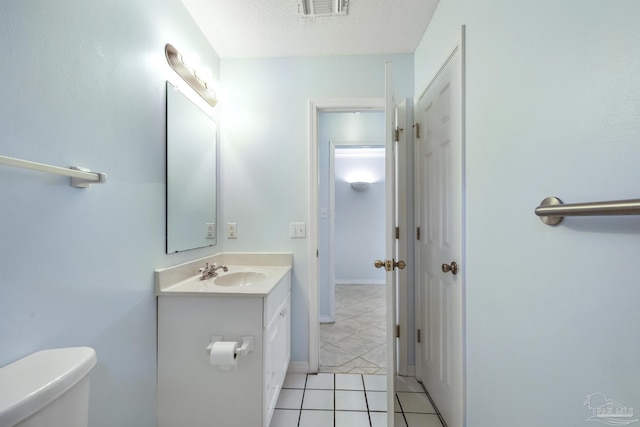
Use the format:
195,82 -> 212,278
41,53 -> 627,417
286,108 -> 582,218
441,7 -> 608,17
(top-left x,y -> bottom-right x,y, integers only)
199,263 -> 228,280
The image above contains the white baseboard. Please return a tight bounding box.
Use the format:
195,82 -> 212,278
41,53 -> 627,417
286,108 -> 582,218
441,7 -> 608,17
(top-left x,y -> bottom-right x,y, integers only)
319,314 -> 334,324
335,280 -> 385,285
407,364 -> 415,377
287,361 -> 311,374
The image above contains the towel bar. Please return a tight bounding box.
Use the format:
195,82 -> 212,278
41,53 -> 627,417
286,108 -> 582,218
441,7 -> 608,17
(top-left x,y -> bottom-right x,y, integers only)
0,155 -> 106,188
535,196 -> 640,225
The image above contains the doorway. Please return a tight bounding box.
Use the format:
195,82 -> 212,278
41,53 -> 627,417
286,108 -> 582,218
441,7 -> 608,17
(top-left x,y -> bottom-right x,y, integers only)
320,141 -> 387,374
307,98 -> 385,374
304,94 -> 447,427
308,97 -> 413,375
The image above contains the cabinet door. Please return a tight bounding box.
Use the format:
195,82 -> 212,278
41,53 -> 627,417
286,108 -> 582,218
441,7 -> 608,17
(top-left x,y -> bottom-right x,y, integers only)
264,308 -> 281,426
280,293 -> 291,381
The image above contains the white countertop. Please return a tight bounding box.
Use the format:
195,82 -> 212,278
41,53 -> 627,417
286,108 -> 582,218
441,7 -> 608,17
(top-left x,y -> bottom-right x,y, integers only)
155,253 -> 292,297
157,265 -> 290,297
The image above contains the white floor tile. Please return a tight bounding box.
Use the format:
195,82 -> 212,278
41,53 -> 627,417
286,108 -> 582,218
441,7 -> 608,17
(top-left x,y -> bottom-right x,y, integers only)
404,413 -> 443,427
269,409 -> 300,427
302,389 -> 334,410
335,410 -> 370,427
396,392 -> 435,413
370,411 -> 407,427
276,389 -> 304,409
335,390 -> 367,411
299,410 -> 334,427
363,374 -> 387,391
366,391 -> 387,412
306,373 -> 335,389
283,373 -> 307,389
395,376 -> 424,393
335,373 -> 364,390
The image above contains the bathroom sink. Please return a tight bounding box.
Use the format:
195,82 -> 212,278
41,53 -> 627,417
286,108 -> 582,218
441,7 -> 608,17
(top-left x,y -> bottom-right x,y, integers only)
213,271 -> 270,287
156,258 -> 292,296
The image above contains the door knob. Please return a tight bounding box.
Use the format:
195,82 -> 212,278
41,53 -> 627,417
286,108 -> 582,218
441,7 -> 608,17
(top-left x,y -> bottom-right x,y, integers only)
441,261 -> 458,275
374,259 -> 407,271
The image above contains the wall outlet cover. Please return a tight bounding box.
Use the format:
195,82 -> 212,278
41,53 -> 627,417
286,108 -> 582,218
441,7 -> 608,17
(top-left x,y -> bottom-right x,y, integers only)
227,222 -> 237,239
206,223 -> 216,239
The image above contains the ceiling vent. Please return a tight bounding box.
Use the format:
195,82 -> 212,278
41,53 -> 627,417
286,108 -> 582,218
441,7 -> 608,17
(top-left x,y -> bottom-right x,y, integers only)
297,0 -> 349,17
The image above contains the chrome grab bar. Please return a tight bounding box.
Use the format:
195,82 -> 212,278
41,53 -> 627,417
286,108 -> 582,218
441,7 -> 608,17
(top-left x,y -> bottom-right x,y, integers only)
0,155 -> 106,188
535,196 -> 640,225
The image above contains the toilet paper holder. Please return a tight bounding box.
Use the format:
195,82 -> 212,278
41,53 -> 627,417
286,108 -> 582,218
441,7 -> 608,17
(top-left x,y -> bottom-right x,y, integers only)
205,336 -> 254,357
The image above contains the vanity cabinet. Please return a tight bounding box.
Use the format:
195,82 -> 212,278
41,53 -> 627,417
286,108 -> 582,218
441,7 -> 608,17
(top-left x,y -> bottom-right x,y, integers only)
157,271 -> 291,427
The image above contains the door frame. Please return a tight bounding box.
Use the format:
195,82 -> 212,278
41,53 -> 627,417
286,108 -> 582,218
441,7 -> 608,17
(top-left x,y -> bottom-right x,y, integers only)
308,98 -> 410,375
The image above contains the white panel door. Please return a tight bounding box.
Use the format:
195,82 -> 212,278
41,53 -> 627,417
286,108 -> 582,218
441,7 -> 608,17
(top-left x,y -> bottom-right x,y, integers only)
417,46 -> 464,427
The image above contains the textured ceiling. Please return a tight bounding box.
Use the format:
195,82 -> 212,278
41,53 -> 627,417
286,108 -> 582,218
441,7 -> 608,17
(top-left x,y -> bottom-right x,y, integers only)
180,0 -> 440,58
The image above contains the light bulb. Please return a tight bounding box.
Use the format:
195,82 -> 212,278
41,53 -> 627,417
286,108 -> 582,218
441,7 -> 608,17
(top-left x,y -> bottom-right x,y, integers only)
179,53 -> 200,72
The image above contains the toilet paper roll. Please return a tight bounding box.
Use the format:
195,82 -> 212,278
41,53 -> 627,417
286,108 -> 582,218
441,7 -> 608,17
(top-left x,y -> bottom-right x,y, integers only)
209,341 -> 239,371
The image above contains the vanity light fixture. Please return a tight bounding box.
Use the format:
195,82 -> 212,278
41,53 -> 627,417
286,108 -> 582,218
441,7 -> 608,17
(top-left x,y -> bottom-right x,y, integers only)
165,43 -> 218,108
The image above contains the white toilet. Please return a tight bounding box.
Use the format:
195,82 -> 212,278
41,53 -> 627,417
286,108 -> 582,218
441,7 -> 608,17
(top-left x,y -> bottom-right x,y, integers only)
0,347 -> 97,427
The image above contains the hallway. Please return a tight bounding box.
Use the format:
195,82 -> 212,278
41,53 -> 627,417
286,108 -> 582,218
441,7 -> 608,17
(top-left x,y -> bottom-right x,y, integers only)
320,284 -> 387,374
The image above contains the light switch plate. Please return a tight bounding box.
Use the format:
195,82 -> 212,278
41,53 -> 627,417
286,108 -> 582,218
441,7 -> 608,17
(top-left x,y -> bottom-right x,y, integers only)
290,222 -> 306,238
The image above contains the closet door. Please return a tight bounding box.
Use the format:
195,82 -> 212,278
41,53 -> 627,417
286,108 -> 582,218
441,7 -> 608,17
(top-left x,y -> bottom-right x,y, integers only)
417,41 -> 464,427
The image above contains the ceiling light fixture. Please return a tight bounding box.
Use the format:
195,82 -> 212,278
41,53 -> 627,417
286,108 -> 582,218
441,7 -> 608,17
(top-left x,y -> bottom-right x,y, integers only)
297,0 -> 349,17
350,182 -> 370,192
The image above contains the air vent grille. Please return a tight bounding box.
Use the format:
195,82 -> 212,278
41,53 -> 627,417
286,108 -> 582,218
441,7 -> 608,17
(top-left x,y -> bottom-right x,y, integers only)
298,0 -> 349,17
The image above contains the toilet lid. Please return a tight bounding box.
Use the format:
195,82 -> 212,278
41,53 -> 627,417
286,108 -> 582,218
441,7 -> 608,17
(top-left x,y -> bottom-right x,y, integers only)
0,347 -> 97,426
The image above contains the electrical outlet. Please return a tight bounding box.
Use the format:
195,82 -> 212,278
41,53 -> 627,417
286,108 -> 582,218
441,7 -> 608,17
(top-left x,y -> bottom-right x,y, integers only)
206,223 -> 215,239
227,222 -> 237,239
290,222 -> 306,238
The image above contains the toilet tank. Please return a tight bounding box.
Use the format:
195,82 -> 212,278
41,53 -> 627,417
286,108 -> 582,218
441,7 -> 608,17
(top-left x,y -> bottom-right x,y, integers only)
0,347 -> 97,427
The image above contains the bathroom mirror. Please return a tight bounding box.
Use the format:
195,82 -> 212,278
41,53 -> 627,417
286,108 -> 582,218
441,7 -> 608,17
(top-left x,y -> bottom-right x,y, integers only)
166,81 -> 217,253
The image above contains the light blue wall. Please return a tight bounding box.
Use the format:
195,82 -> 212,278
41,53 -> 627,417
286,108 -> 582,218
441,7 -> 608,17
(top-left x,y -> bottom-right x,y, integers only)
220,55 -> 413,362
334,155 -> 386,283
416,1 -> 640,425
0,1 -> 221,426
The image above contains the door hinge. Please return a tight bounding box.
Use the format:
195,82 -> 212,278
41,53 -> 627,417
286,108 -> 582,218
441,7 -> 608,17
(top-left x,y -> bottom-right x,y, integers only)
396,324 -> 400,338
395,226 -> 400,239
414,122 -> 420,139
316,249 -> 319,257
416,226 -> 421,240
417,329 -> 422,343
394,127 -> 403,142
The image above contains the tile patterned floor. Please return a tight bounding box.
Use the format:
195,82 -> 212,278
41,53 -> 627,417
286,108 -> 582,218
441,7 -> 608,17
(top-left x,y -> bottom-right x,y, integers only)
320,284 -> 387,374
270,373 -> 445,427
